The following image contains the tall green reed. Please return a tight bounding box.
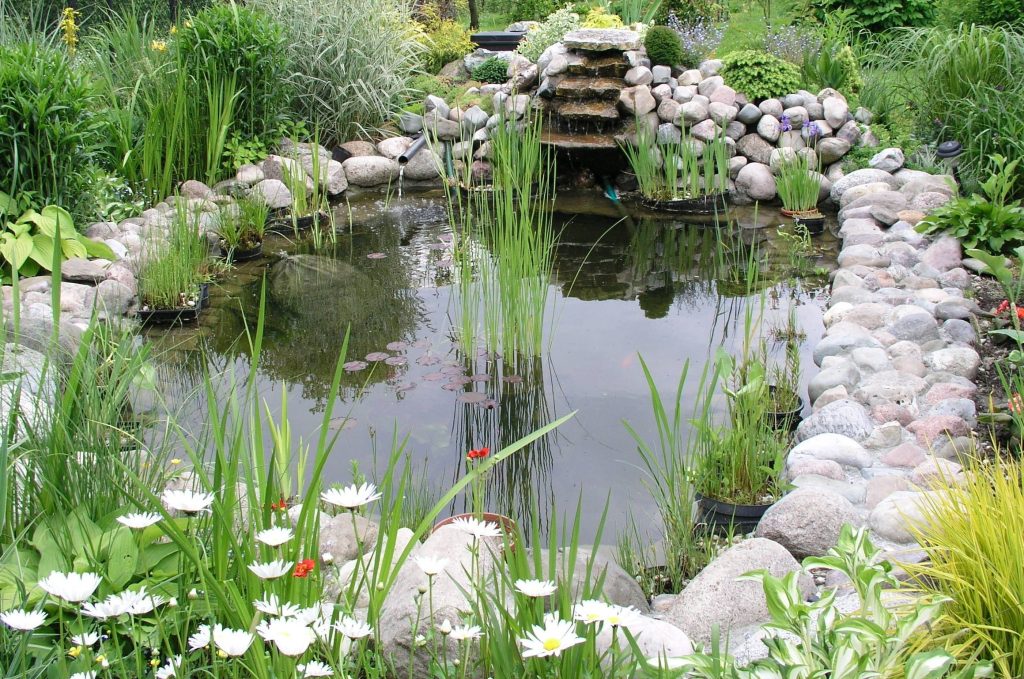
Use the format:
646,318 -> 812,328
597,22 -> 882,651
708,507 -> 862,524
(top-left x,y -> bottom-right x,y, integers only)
136,202 -> 208,308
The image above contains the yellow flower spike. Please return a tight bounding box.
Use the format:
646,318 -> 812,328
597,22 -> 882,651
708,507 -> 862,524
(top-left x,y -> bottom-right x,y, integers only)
150,39 -> 168,53
58,7 -> 80,55
170,25 -> 177,35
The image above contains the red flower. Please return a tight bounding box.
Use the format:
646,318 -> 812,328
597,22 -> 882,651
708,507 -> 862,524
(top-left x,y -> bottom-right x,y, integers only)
270,497 -> 288,511
1010,394 -> 1024,414
996,300 -> 1011,315
467,447 -> 490,460
293,558 -> 316,578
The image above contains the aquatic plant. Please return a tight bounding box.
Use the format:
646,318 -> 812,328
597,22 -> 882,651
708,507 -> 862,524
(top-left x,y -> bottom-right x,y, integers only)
620,124 -> 729,201
775,153 -> 821,214
136,202 -> 208,309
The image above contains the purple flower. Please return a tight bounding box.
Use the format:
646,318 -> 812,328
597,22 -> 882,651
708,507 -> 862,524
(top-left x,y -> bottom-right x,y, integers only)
780,114 -> 792,132
802,121 -> 822,141
762,25 -> 821,65
667,12 -> 724,68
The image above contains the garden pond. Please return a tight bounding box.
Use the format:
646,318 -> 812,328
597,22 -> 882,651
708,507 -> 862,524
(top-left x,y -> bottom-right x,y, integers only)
143,191 -> 838,540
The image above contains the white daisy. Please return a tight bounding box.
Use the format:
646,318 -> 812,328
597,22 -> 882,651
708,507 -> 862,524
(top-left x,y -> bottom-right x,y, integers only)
69,673 -> 97,679
212,626 -> 253,656
334,615 -> 373,639
116,512 -> 163,529
127,592 -> 166,615
297,660 -> 333,677
155,655 -> 181,678
519,615 -> 585,658
438,619 -> 452,635
71,631 -> 100,646
253,594 -> 300,617
320,482 -> 382,509
572,599 -> 610,625
414,555 -> 449,576
255,526 -> 294,547
247,559 -> 292,580
293,603 -> 325,626
0,609 -> 46,631
38,571 -> 102,603
256,617 -> 317,656
514,579 -> 557,598
161,489 -> 214,513
450,516 -> 502,539
449,624 -> 483,642
188,624 -> 211,650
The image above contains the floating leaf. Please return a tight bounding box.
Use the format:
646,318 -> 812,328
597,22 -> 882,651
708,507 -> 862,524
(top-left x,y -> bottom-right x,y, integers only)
366,252 -> 387,259
395,383 -> 416,393
416,354 -> 441,366
479,398 -> 498,409
328,417 -> 357,431
386,341 -> 409,351
343,361 -> 368,372
457,392 -> 488,404
384,356 -> 407,366
441,382 -> 465,391
441,366 -> 464,376
422,372 -> 445,381
365,352 -> 390,362
501,375 -> 524,384
469,374 -> 491,382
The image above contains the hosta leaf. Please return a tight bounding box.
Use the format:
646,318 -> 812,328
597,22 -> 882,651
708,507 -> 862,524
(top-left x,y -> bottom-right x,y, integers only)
28,233 -> 54,269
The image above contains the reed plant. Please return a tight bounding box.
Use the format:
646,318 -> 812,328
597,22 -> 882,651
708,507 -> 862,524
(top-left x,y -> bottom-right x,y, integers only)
620,125 -> 729,201
775,154 -> 821,214
137,203 -> 208,309
906,447 -> 1024,676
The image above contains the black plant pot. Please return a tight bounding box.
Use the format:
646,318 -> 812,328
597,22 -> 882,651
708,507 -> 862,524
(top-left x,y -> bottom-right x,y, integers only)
222,241 -> 263,263
641,192 -> 729,216
267,210 -> 330,234
695,492 -> 774,534
793,212 -> 826,235
137,283 -> 208,327
767,385 -> 804,431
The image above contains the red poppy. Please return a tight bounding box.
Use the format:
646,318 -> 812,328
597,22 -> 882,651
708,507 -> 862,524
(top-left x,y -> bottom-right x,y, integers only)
270,497 -> 288,511
293,558 -> 316,578
467,447 -> 490,460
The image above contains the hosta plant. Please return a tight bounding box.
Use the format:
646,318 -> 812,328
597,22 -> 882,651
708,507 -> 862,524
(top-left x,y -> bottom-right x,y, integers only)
667,525 -> 993,678
0,192 -> 116,282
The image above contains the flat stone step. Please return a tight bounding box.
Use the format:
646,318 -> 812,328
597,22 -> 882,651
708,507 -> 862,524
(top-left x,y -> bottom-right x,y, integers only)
566,53 -> 629,78
555,100 -> 620,123
562,29 -> 641,52
554,77 -> 624,101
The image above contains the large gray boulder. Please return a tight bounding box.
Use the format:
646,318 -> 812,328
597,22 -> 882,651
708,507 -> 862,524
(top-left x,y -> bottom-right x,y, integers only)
378,526 -> 503,675
542,547 -> 650,612
829,168 -> 899,203
342,156 -> 400,188
735,163 -> 777,201
0,343 -> 58,436
755,489 -> 860,559
796,399 -> 874,442
250,179 -> 292,209
662,538 -> 813,646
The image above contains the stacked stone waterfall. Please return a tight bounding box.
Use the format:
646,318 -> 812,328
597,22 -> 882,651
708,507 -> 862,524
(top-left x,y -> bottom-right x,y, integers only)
535,29 -> 640,133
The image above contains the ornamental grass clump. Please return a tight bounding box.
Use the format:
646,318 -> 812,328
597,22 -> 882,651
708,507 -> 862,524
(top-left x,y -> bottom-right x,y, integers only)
619,124 -> 729,201
776,153 -> 822,215
137,203 -> 208,310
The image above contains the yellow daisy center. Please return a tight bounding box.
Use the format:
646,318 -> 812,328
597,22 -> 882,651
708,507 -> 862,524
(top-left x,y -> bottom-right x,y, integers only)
543,638 -> 561,651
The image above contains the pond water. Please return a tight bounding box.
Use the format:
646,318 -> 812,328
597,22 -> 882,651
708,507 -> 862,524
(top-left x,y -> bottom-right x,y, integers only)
144,191 -> 838,542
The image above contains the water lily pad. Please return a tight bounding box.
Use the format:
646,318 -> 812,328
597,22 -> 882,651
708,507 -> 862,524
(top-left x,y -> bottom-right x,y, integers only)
469,374 -> 491,382
365,352 -> 390,362
386,341 -> 409,351
367,252 -> 387,259
416,354 -> 441,366
441,366 -> 465,375
423,372 -> 446,381
501,375 -> 524,384
479,398 -> 498,409
343,361 -> 368,372
328,417 -> 357,431
384,356 -> 407,366
457,392 -> 489,404
441,382 -> 465,391
396,383 -> 416,393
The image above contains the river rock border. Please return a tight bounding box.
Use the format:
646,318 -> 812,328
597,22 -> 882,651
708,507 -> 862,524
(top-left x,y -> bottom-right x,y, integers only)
748,163 -> 980,558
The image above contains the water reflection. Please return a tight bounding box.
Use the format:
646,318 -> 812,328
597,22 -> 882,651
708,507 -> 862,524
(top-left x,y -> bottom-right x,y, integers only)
143,191 -> 836,540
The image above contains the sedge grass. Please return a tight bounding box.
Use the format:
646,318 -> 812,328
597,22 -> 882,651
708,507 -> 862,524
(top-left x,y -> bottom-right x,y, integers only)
775,153 -> 821,213
620,124 -> 729,201
136,202 -> 207,309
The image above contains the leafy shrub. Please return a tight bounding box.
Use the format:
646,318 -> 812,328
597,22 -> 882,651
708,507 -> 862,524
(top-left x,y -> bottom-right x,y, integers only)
0,193 -> 116,281
516,6 -> 580,62
644,25 -> 684,67
582,6 -> 624,28
248,0 -> 424,141
0,40 -> 105,218
667,12 -> 724,68
489,0 -> 559,21
803,42 -> 863,93
175,2 -> 289,137
418,3 -> 475,74
804,0 -> 933,31
721,50 -> 801,101
653,0 -> 727,25
472,57 -> 509,83
674,525 -> 993,678
917,155 -> 1024,254
937,0 -> 1023,26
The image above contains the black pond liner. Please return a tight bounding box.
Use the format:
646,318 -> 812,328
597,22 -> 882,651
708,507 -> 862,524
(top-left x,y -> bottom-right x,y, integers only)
767,385 -> 804,432
695,492 -> 774,534
136,283 -> 208,327
266,210 -> 330,234
640,192 -> 729,216
227,242 -> 264,263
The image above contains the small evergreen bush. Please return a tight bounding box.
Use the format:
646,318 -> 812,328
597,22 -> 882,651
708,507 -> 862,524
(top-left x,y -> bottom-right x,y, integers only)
472,57 -> 509,83
418,4 -> 475,74
644,25 -> 684,67
721,50 -> 801,101
582,7 -> 624,28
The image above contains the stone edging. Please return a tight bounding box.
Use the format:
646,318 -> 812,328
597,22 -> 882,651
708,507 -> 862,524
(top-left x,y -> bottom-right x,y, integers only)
750,164 -> 980,556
